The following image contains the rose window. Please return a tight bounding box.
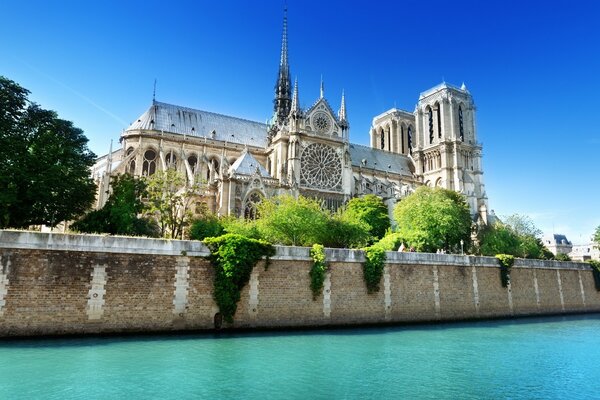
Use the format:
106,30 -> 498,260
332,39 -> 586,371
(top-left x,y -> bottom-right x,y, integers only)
300,143 -> 342,190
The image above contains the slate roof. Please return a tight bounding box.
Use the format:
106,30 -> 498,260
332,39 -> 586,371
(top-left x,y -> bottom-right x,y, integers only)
126,102 -> 269,147
229,149 -> 271,178
348,144 -> 414,176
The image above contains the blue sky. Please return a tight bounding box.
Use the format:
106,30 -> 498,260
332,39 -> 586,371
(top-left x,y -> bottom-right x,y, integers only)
2,0 -> 599,244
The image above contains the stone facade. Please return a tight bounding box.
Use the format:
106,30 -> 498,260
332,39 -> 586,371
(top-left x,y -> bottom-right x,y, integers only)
1,231 -> 599,337
92,10 -> 488,223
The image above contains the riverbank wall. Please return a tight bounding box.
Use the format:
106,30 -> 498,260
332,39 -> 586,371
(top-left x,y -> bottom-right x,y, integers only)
1,230 -> 598,337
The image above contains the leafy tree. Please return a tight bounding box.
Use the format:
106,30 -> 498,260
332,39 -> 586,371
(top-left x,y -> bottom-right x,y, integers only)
72,174 -> 157,236
345,194 -> 390,241
256,195 -> 328,246
479,214 -> 553,259
321,209 -> 372,249
554,253 -> 572,262
393,187 -> 471,253
0,76 -> 96,228
189,203 -> 224,240
220,216 -> 262,240
144,169 -> 200,239
593,225 -> 600,247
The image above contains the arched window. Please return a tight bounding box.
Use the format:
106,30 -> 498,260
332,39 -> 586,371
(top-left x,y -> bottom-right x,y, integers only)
243,191 -> 263,220
126,147 -> 135,174
165,151 -> 177,169
407,126 -> 413,155
400,125 -> 405,154
387,128 -> 391,152
458,105 -> 464,141
427,106 -> 434,144
188,155 -> 198,173
142,149 -> 157,176
436,104 -> 442,139
380,128 -> 385,150
207,158 -> 220,181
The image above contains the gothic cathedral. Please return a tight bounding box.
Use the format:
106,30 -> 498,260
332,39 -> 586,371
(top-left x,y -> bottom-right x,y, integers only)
93,10 -> 490,226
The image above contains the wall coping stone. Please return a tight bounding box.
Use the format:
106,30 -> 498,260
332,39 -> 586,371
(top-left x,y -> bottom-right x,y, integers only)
0,230 -> 592,271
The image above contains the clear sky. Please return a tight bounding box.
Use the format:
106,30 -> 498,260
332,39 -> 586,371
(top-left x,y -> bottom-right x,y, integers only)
2,0 -> 599,244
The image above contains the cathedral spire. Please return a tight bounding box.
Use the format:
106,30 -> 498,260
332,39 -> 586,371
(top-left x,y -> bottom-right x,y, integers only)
290,77 -> 300,116
273,6 -> 292,122
338,90 -> 347,122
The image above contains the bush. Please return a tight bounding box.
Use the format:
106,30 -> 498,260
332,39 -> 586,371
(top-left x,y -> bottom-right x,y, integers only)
372,231 -> 404,252
204,234 -> 275,322
588,260 -> 600,291
220,216 -> 262,239
496,254 -> 515,288
345,195 -> 390,241
189,216 -> 224,240
321,210 -> 372,249
362,246 -> 386,293
309,244 -> 328,300
554,253 -> 572,262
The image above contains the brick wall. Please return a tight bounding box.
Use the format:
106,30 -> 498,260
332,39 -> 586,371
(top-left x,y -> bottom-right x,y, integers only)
0,231 -> 598,337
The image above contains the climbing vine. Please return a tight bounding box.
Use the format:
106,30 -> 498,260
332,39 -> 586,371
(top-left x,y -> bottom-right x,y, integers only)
496,254 -> 515,288
309,244 -> 328,300
204,234 -> 275,323
363,246 -> 386,293
588,260 -> 600,291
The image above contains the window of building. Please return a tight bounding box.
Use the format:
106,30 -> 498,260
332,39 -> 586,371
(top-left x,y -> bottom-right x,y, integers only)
244,191 -> 263,219
408,126 -> 413,154
380,128 -> 385,150
427,107 -> 434,144
459,106 -> 464,141
166,151 -> 177,169
436,104 -> 442,139
142,149 -> 157,176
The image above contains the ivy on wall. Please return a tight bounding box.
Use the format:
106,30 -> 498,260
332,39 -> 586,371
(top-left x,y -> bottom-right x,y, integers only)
362,246 -> 386,293
204,234 -> 274,323
588,260 -> 600,291
496,254 -> 515,288
309,244 -> 328,300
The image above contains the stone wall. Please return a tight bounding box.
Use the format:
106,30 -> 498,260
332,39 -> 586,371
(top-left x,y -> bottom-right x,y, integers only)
0,230 -> 598,337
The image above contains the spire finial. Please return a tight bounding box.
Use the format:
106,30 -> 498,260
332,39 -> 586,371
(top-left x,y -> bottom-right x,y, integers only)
291,77 -> 299,113
338,90 -> 347,122
273,5 -> 292,123
320,75 -> 324,99
152,79 -> 157,104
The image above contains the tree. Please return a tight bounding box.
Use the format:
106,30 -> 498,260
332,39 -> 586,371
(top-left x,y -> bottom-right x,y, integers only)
344,194 -> 390,241
72,174 -> 157,236
593,225 -> 600,246
322,209 -> 372,249
256,195 -> 328,246
0,76 -> 96,228
189,203 -> 225,240
144,169 -> 200,239
393,187 -> 472,253
479,214 -> 553,259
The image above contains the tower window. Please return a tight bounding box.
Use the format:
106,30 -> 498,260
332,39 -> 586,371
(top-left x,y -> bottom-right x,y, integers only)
436,104 -> 442,139
459,106 -> 464,142
380,128 -> 385,150
408,126 -> 413,155
428,107 -> 434,144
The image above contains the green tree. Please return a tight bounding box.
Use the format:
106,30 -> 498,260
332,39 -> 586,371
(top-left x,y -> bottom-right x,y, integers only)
593,225 -> 600,246
256,195 -> 328,246
144,169 -> 200,239
479,214 -> 553,259
393,186 -> 471,252
188,203 -> 225,240
72,174 -> 157,236
0,76 -> 96,228
345,194 -> 390,241
322,209 -> 372,249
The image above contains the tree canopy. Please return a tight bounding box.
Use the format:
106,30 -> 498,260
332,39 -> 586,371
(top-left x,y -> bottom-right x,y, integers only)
393,187 -> 472,252
479,214 -> 553,259
345,194 -> 390,241
0,76 -> 96,228
593,225 -> 600,245
72,174 -> 158,237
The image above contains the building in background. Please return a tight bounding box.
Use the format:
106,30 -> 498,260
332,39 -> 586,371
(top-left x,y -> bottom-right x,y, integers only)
92,9 -> 489,226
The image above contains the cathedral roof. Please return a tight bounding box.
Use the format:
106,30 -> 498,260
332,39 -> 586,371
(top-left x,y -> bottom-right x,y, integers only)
126,102 -> 268,147
349,144 -> 414,177
419,82 -> 468,100
229,148 -> 271,178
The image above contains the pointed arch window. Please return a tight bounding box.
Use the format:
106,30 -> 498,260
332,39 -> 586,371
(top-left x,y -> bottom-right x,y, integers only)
458,106 -> 465,141
142,149 -> 157,176
165,151 -> 177,169
427,106 -> 434,144
380,128 -> 385,150
244,191 -> 263,220
126,147 -> 135,174
408,126 -> 413,155
436,104 -> 442,139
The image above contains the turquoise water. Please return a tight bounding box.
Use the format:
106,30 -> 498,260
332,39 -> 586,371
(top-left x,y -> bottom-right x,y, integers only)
1,315 -> 600,399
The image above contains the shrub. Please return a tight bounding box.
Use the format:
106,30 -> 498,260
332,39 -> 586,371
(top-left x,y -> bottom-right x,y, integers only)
220,216 -> 262,239
496,254 -> 515,287
345,195 -> 390,241
554,253 -> 572,262
189,216 -> 224,240
204,234 -> 274,322
362,246 -> 386,293
588,260 -> 600,291
372,231 -> 404,252
309,244 -> 328,300
321,210 -> 372,249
